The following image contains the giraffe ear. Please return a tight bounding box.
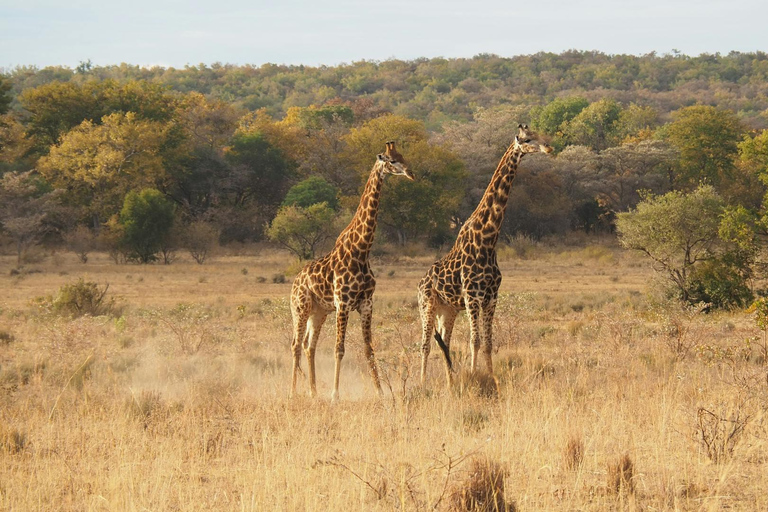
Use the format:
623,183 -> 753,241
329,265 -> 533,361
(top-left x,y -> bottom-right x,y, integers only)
377,153 -> 385,161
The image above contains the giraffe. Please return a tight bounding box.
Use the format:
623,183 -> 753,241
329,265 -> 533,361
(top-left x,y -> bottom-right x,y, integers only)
290,141 -> 414,400
418,125 -> 553,387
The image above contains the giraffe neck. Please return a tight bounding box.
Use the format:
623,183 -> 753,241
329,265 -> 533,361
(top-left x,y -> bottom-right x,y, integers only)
462,145 -> 523,247
334,163 -> 384,260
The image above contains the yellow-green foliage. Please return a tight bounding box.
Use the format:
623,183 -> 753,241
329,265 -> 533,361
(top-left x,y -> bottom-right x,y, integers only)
32,278 -> 118,318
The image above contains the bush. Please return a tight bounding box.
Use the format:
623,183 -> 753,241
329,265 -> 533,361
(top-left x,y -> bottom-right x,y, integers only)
607,454 -> 635,495
99,218 -> 128,264
266,203 -> 339,260
0,424 -> 27,454
182,221 -> 219,264
689,257 -> 753,309
119,188 -> 175,264
563,436 -> 585,470
0,330 -> 15,345
450,457 -> 511,511
62,225 -> 97,263
33,279 -> 118,318
282,176 -> 340,210
617,186 -> 758,308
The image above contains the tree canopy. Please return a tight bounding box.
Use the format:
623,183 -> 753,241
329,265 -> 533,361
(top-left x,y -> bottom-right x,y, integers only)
616,185 -> 758,307
2,51 -> 768,259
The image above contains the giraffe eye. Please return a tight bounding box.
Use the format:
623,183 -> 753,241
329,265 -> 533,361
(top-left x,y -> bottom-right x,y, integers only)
524,139 -> 532,143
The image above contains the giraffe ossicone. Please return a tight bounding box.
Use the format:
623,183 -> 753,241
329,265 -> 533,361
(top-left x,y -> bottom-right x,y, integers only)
290,141 -> 413,400
417,124 -> 553,388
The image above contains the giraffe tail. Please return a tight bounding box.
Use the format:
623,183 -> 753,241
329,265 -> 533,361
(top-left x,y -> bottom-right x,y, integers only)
433,332 -> 453,372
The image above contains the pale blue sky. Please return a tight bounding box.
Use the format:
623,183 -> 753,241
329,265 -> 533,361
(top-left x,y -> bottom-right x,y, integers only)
1,0 -> 767,70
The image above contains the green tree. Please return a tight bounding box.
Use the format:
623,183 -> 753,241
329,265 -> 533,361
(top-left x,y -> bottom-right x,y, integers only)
282,104 -> 354,130
37,112 -> 168,227
0,171 -> 60,266
19,81 -> 104,149
663,105 -> 744,191
616,185 -> 756,307
163,92 -> 241,220
224,131 -> 293,211
436,106 -> 533,220
737,129 -> 768,215
530,96 -> 589,150
565,98 -> 623,151
688,205 -> 757,308
614,103 -> 659,142
282,176 -> 340,210
277,106 -> 351,191
0,76 -> 11,116
341,115 -> 466,244
19,79 -> 177,152
119,188 -> 175,263
266,202 -> 339,260
739,129 -> 768,178
504,168 -> 573,238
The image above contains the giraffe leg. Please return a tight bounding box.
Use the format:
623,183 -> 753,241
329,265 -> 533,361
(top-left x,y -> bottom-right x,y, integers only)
418,284 -> 437,386
332,306 -> 350,402
304,310 -> 327,398
290,303 -> 310,398
482,296 -> 498,375
359,299 -> 382,397
466,298 -> 483,373
436,307 -> 458,388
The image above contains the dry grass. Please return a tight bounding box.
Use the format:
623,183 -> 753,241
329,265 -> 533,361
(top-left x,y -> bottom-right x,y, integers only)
1,244 -> 767,510
607,453 -> 635,495
449,457 -> 511,511
563,435 -> 585,471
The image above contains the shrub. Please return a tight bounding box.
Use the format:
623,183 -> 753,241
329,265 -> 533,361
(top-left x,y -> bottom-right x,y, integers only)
453,369 -> 499,399
563,436 -> 585,470
282,176 -> 340,210
617,186 -> 758,308
0,425 -> 26,454
266,202 -> 338,260
0,330 -> 15,345
689,257 -> 753,309
119,188 -> 175,264
182,221 -> 219,264
62,225 -> 97,263
450,457 -> 511,511
696,406 -> 749,463
34,279 -> 118,318
99,217 -> 128,264
607,454 -> 635,495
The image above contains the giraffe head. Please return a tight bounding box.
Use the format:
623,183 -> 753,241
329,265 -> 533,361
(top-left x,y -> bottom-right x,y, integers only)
377,141 -> 415,180
514,124 -> 553,154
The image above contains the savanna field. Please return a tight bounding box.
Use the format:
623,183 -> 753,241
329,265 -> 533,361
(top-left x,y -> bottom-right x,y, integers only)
1,239 -> 767,511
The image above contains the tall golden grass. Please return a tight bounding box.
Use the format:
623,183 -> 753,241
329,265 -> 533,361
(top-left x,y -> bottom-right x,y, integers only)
1,244 -> 766,510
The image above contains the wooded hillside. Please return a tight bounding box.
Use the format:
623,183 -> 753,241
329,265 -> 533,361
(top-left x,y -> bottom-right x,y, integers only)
1,51 -> 767,262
